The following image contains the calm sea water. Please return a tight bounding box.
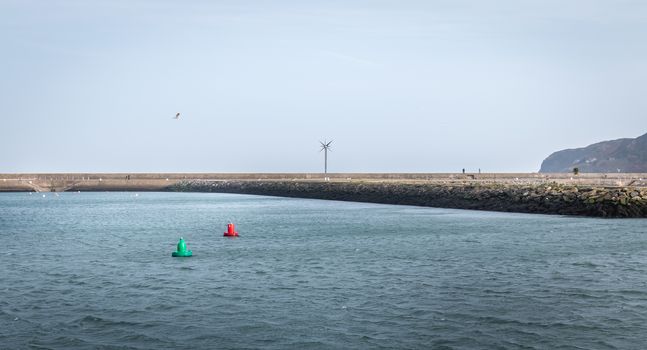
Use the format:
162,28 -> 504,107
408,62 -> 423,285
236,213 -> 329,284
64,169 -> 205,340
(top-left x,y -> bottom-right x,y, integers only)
1,192 -> 646,349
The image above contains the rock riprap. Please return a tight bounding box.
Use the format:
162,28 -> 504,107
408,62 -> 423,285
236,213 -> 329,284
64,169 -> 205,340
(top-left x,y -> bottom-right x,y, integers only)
170,180 -> 647,218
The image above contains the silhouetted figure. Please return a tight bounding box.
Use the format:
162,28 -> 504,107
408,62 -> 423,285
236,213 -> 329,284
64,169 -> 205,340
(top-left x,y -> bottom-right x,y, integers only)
462,168 -> 465,174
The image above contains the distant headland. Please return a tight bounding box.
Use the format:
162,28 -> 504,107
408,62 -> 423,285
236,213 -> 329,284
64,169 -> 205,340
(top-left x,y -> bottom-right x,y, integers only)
540,132 -> 647,173
1,173 -> 646,218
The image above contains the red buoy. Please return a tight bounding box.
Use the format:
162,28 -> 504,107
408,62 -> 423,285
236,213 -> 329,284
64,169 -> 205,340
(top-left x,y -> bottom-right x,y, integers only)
224,223 -> 239,237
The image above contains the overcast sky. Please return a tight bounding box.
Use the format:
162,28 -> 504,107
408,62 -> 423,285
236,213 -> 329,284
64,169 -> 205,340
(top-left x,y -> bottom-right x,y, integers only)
1,0 -> 646,173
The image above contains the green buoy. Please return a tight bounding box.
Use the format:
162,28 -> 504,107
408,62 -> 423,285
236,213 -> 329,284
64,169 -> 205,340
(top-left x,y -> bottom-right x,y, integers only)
172,237 -> 193,257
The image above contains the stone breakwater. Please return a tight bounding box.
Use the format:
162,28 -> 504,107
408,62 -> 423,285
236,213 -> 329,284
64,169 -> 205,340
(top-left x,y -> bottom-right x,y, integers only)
170,180 -> 647,218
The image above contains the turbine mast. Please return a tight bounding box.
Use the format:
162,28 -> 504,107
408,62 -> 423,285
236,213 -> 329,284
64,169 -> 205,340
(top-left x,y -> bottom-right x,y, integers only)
324,148 -> 328,174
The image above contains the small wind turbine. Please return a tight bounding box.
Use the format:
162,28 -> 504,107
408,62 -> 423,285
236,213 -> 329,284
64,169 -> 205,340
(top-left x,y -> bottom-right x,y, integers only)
320,140 -> 333,174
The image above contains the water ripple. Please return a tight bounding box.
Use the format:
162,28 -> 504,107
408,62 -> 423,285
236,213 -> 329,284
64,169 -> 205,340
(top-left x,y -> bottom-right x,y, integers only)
1,192 -> 647,349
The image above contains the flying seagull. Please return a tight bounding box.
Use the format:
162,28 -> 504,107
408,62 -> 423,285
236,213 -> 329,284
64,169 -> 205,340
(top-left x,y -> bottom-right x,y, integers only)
174,112 -> 180,119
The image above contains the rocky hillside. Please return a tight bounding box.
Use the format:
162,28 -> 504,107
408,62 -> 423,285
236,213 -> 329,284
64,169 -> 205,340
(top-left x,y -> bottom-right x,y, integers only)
540,133 -> 647,173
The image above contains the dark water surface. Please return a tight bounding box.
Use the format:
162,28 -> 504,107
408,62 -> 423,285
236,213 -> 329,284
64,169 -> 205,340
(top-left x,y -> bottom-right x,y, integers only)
1,192 -> 646,349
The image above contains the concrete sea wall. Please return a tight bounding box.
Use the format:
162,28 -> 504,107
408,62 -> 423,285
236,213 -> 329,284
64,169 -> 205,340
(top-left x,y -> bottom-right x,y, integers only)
2,173 -> 647,217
